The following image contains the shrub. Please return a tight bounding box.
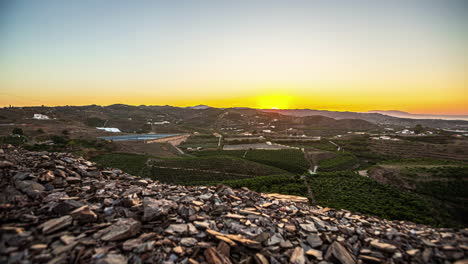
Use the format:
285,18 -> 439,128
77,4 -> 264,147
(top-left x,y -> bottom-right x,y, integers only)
12,127 -> 24,135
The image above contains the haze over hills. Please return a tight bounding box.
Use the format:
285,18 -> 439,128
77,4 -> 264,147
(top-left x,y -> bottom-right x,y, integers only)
2,104 -> 468,130
367,110 -> 468,121
257,108 -> 468,129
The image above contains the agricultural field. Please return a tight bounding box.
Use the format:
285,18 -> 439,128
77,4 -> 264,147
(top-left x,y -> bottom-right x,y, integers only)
112,141 -> 180,157
370,139 -> 468,162
91,152 -> 293,185
91,153 -> 152,176
318,153 -> 359,171
179,134 -> 219,150
199,171 -> 462,227
148,167 -> 256,185
198,174 -> 308,197
193,149 -> 309,174
149,156 -> 290,177
367,162 -> 468,225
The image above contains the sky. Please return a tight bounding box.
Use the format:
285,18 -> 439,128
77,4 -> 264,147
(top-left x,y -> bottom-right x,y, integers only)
1,0 -> 467,114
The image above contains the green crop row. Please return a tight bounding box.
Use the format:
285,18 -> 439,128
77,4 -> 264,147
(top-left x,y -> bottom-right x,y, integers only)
149,156 -> 290,176
193,149 -> 309,174
318,154 -> 359,171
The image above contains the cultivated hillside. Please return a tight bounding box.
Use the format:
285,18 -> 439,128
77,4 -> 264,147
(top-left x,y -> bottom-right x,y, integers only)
262,109 -> 468,129
0,105 -> 379,134
0,146 -> 467,263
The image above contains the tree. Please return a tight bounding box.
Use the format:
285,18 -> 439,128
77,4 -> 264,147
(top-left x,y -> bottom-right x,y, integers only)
12,128 -> 24,135
51,135 -> 68,145
414,124 -> 424,134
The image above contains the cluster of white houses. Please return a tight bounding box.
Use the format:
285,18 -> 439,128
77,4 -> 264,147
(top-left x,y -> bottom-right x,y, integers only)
33,114 -> 50,120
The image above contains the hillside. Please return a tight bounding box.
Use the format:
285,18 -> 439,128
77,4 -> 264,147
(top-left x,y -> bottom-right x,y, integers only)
0,105 -> 381,136
1,146 -> 467,263
262,109 -> 468,129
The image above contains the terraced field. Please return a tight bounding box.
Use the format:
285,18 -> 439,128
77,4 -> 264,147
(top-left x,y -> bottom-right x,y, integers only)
179,134 -> 219,150
370,140 -> 468,161
91,152 -> 292,185
193,149 -> 309,174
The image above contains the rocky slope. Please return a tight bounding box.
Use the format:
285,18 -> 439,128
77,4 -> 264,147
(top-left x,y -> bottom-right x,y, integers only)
0,146 -> 467,264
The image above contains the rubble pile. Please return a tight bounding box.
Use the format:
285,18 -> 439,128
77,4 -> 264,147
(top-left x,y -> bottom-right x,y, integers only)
0,146 -> 467,264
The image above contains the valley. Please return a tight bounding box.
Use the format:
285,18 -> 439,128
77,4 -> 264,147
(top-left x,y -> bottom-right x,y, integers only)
1,105 -> 467,228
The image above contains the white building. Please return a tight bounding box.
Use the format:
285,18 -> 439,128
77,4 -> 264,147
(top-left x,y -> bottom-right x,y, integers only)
96,127 -> 121,133
33,114 -> 49,120
400,129 -> 415,135
147,121 -> 170,125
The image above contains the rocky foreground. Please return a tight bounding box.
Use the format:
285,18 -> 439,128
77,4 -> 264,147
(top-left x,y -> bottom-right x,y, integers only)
0,146 -> 467,264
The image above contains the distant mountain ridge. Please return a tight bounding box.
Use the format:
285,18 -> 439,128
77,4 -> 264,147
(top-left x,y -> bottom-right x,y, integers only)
368,110 -> 468,121
261,108 -> 468,128
2,104 -> 467,129
185,105 -> 212,110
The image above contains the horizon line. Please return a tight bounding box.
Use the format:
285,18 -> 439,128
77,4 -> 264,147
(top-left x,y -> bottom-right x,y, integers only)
3,103 -> 468,117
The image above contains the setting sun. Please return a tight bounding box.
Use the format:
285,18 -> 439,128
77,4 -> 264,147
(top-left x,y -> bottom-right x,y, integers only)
256,94 -> 294,109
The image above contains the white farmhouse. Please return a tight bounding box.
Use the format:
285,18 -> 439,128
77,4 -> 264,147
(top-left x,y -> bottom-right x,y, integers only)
96,127 -> 121,133
153,121 -> 170,125
33,114 -> 50,120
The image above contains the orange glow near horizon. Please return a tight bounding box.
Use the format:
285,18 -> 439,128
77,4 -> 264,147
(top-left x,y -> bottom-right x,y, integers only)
2,89 -> 466,115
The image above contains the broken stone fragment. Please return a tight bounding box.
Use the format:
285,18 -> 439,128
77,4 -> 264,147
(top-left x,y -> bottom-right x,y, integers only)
40,215 -> 73,234
96,218 -> 141,241
285,224 -> 296,232
65,176 -> 81,184
280,240 -> 294,249
142,197 -> 177,221
180,237 -> 198,247
0,160 -> 14,168
122,238 -> 141,251
307,233 -> 323,248
193,220 -> 211,229
60,235 -> 76,245
224,213 -> 245,219
43,192 -> 69,203
15,180 -> 45,198
299,223 -> 317,232
306,248 -> 323,260
359,255 -> 384,263
204,247 -> 233,264
39,171 -> 55,182
52,199 -> 84,215
264,193 -> 308,203
290,247 -> 305,264
370,240 -> 397,253
165,223 -> 198,235
207,229 -> 261,249
70,205 -> 97,222
406,249 -> 420,256
95,254 -> 127,264
30,244 -> 48,251
217,241 -> 231,257
265,233 -> 282,246
173,246 -> 184,255
325,241 -> 357,264
254,253 -> 269,264
54,169 -> 67,178
13,172 -> 31,181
